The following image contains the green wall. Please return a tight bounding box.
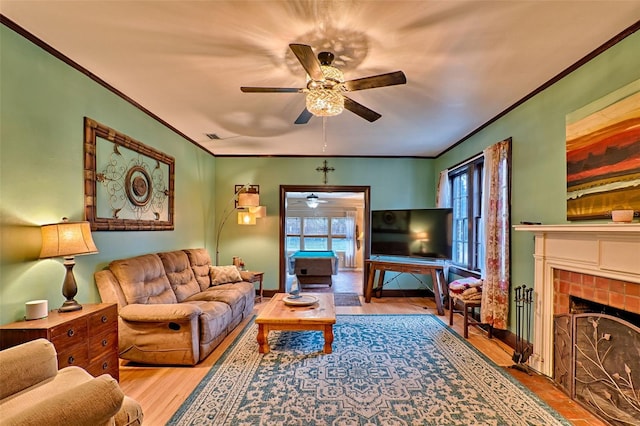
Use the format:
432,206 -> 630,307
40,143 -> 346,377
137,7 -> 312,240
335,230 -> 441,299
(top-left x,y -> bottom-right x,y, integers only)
434,30 -> 640,331
0,25 -> 436,324
214,157 -> 436,292
2,21 -> 637,333
0,25 -> 217,324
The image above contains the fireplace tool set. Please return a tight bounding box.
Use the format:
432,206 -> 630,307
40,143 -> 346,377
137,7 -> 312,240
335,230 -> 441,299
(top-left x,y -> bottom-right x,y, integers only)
511,284 -> 534,373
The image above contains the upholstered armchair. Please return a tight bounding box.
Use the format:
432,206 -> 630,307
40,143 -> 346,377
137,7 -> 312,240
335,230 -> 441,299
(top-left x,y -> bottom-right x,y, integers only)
0,339 -> 143,426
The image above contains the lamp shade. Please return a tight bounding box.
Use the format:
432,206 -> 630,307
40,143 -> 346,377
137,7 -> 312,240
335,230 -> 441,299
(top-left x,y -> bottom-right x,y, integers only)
249,205 -> 267,218
414,232 -> 429,241
40,220 -> 98,259
237,211 -> 257,225
238,192 -> 260,207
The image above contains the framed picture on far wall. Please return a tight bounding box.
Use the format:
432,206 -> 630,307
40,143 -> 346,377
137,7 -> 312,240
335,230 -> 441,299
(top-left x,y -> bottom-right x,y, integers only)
565,79 -> 640,220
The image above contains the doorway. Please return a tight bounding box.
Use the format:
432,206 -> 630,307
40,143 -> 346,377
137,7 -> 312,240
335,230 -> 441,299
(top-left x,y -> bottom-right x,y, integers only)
279,185 -> 371,294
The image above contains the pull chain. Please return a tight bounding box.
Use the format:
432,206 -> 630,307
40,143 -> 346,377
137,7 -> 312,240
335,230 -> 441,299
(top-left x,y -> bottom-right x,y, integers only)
322,117 -> 328,153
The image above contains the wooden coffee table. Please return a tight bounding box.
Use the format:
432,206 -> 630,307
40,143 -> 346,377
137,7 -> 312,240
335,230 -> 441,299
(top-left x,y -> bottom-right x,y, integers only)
255,293 -> 336,354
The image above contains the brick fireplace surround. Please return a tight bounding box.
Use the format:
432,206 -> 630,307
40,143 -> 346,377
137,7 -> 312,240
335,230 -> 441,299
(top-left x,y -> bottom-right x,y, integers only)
553,269 -> 640,315
514,223 -> 640,377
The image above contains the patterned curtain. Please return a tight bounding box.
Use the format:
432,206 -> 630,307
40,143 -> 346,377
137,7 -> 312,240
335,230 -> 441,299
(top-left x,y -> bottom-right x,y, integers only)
344,211 -> 357,268
480,139 -> 511,330
436,169 -> 451,208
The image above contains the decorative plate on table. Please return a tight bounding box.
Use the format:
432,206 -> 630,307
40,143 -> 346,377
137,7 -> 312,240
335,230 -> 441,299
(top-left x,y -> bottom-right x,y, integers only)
283,295 -> 319,306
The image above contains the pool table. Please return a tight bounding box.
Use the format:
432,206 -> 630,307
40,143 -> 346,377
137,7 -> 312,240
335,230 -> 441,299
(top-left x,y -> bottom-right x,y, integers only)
288,250 -> 339,286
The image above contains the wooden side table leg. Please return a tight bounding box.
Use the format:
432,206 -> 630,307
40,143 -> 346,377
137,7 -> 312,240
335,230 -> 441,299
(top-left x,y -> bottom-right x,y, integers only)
257,324 -> 270,353
365,266 -> 375,303
374,271 -> 386,298
463,303 -> 470,339
431,270 -> 445,315
449,294 -> 455,326
323,325 -> 334,354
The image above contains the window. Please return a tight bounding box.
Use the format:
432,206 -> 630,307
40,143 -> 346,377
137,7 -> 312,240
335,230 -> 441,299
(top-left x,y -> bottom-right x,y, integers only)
449,157 -> 484,271
285,218 -> 301,252
285,215 -> 352,254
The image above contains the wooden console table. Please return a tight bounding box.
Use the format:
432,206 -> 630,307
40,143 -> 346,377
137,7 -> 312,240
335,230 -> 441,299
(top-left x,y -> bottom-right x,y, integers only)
365,259 -> 447,315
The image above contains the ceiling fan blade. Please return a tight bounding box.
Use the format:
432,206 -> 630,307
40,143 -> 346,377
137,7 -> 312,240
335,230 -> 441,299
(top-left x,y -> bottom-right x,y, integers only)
343,97 -> 382,122
289,44 -> 324,81
294,108 -> 313,125
343,71 -> 407,92
241,87 -> 303,93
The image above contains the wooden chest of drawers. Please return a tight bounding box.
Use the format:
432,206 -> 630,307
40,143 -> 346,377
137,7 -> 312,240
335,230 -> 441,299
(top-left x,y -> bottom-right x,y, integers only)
0,303 -> 119,381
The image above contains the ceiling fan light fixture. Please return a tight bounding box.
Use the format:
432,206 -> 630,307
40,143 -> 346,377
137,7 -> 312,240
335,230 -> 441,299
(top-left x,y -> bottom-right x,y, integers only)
320,64 -> 343,83
305,194 -> 321,208
306,89 -> 344,117
305,63 -> 344,117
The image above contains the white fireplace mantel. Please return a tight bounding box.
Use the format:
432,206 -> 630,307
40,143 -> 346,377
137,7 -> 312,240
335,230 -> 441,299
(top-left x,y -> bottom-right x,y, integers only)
514,223 -> 640,377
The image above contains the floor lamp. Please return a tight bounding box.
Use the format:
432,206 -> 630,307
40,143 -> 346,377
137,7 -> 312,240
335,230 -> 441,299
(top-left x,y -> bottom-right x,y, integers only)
215,184 -> 265,265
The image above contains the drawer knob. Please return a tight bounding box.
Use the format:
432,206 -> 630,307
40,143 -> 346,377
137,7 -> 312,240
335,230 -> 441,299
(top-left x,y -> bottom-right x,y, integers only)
102,362 -> 108,370
101,315 -> 108,323
68,355 -> 75,364
67,329 -> 75,337
102,339 -> 108,347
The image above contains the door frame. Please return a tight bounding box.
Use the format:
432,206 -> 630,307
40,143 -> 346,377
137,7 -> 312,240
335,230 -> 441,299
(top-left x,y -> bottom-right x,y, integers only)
279,185 -> 371,292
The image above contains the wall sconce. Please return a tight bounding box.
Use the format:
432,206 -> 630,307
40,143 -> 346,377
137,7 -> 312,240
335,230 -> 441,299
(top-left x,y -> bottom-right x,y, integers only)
39,218 -> 99,312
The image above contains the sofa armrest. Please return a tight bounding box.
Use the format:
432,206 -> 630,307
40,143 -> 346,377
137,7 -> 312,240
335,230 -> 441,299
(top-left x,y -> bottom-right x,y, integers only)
0,339 -> 58,399
95,269 -> 129,309
119,303 -> 202,322
1,374 -> 124,426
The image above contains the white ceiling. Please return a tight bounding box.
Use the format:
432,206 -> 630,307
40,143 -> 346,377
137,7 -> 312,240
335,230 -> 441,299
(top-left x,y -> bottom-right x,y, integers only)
2,1 -> 639,157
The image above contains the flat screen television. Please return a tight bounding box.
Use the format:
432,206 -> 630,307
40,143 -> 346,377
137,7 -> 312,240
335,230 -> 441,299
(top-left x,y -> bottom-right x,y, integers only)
371,208 -> 453,260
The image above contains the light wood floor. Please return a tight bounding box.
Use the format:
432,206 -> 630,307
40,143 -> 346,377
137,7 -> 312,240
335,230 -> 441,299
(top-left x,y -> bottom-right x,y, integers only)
118,294 -> 605,425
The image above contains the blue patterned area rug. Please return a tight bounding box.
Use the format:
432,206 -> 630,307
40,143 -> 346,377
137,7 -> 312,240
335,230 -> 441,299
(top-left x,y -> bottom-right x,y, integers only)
168,315 -> 570,425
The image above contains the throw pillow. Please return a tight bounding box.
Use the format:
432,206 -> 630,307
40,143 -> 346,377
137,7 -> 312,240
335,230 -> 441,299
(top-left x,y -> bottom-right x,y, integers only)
210,265 -> 242,286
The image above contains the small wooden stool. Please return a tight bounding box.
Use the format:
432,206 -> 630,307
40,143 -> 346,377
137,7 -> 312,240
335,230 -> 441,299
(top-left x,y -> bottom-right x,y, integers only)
449,293 -> 492,339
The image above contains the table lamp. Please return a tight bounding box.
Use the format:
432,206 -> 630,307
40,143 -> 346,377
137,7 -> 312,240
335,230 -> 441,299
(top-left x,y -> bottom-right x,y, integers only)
39,218 -> 99,312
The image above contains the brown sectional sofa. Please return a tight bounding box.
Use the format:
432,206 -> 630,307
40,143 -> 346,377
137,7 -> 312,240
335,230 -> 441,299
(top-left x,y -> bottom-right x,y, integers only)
95,248 -> 255,365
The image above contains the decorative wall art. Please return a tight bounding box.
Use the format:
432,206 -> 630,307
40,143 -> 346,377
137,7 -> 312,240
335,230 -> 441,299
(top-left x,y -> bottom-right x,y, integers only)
84,117 -> 175,231
565,79 -> 640,220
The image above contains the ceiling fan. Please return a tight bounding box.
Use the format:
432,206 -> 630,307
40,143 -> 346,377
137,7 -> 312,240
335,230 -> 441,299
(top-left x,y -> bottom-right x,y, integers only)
305,193 -> 328,208
241,44 -> 407,124
290,193 -> 329,208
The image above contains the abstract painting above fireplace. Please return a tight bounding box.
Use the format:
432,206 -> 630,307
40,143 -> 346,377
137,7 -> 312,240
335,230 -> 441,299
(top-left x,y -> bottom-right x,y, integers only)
565,78 -> 640,221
